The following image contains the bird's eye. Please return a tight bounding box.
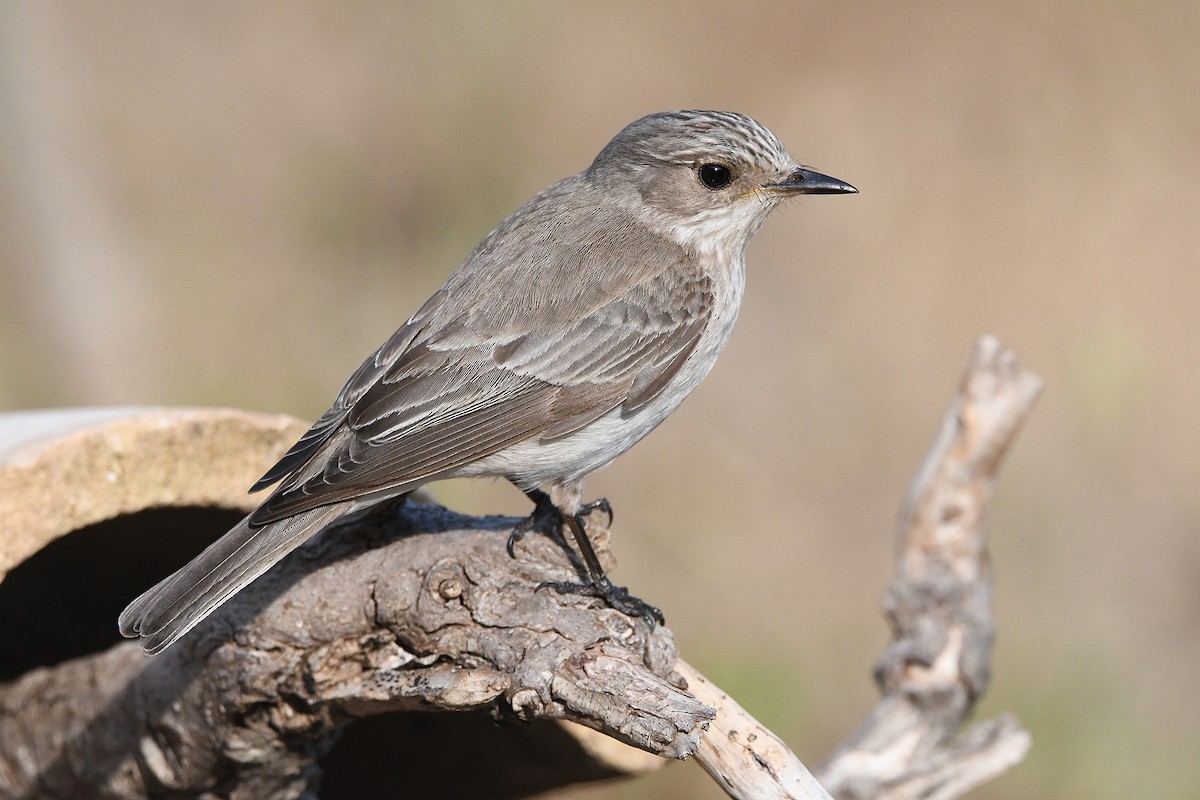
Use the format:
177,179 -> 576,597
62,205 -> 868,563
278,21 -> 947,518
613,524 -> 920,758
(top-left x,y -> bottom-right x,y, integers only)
698,163 -> 733,190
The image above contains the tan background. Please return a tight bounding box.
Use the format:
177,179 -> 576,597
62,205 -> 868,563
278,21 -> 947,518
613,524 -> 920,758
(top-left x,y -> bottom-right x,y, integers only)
1,3 -> 1197,798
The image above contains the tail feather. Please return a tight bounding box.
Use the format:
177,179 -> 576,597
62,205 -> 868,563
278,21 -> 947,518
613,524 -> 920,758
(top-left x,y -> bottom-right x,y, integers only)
119,502 -> 353,655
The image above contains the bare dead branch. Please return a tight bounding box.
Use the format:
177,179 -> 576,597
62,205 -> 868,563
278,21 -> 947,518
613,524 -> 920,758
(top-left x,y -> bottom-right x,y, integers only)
815,335 -> 1037,799
682,660 -> 834,800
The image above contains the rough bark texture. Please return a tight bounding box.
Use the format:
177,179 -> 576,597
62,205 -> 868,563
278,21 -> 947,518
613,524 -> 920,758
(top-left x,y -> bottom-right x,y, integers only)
0,502 -> 708,799
0,335 -> 1038,800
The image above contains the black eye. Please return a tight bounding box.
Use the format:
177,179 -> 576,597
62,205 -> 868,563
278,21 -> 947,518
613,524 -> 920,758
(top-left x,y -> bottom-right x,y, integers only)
698,163 -> 733,190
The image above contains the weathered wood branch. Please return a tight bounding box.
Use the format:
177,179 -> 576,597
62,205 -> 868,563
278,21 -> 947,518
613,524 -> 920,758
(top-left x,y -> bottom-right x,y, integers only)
815,335 -> 1037,799
683,660 -> 834,800
0,334 -> 1039,799
0,503 -> 709,798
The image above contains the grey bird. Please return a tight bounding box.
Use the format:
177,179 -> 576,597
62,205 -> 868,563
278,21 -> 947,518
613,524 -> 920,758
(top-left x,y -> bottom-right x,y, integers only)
119,110 -> 855,654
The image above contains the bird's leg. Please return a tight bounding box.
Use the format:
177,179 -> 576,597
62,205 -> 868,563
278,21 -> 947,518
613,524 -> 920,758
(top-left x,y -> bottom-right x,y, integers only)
507,488 -> 567,557
542,510 -> 665,626
508,486 -> 663,626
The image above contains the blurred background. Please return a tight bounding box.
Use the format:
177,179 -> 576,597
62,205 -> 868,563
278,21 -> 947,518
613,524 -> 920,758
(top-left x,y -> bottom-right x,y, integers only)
1,2 -> 1197,798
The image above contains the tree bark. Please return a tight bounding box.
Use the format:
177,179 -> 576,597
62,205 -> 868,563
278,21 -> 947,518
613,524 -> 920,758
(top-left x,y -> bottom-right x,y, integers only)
0,503 -> 711,798
0,335 -> 1038,799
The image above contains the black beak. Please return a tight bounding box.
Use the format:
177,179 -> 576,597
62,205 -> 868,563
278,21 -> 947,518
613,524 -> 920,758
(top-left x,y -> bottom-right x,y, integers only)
768,167 -> 857,195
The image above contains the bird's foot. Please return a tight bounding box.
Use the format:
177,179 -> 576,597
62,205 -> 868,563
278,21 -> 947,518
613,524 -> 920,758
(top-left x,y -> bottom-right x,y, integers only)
507,492 -> 611,557
538,576 -> 665,627
511,488 -> 660,625
577,497 -> 613,528
507,491 -> 566,557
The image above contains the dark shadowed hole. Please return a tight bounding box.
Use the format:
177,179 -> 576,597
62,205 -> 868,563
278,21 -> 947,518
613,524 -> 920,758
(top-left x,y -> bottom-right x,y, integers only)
0,506 -> 240,681
320,711 -> 621,799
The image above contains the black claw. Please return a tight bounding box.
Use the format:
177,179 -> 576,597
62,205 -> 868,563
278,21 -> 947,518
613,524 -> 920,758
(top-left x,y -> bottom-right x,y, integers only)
506,525 -> 525,559
577,497 -> 613,527
537,577 -> 665,627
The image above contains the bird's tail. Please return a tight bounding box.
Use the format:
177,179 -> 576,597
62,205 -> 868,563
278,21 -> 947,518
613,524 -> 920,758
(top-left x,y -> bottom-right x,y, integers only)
118,501 -> 353,655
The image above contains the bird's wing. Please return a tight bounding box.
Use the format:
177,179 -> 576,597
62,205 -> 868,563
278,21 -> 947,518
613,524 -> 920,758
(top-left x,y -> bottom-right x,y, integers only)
248,260 -> 713,525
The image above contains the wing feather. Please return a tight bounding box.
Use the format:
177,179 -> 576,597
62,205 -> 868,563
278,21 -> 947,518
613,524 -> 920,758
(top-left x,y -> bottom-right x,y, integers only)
249,248 -> 714,526
248,296 -> 443,492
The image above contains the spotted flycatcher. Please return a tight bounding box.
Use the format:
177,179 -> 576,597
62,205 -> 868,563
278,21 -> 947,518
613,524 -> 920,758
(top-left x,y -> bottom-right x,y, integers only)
120,110 -> 856,653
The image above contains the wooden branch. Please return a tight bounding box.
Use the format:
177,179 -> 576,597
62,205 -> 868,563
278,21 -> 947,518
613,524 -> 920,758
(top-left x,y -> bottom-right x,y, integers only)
682,660 -> 833,800
0,334 -> 1039,799
815,335 -> 1037,799
0,504 -> 711,798
672,336 -> 1039,800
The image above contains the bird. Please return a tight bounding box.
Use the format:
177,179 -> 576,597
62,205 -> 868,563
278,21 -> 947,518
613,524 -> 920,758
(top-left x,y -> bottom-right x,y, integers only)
119,110 -> 856,655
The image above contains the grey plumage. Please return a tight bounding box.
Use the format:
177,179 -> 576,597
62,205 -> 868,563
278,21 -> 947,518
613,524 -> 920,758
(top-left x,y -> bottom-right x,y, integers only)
119,110 -> 855,654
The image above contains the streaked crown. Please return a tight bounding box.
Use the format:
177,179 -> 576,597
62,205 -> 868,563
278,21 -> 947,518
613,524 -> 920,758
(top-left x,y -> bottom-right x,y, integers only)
590,110 -> 794,177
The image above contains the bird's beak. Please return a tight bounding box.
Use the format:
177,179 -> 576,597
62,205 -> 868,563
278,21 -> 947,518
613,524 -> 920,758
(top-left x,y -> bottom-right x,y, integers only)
766,167 -> 857,195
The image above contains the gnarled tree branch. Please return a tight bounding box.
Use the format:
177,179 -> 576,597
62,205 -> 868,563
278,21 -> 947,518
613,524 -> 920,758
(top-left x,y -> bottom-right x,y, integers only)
815,335 -> 1037,799
0,503 -> 710,798
0,335 -> 1038,799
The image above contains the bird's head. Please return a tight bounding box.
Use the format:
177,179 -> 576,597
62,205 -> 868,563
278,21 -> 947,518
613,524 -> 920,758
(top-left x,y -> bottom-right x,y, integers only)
587,110 -> 856,255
